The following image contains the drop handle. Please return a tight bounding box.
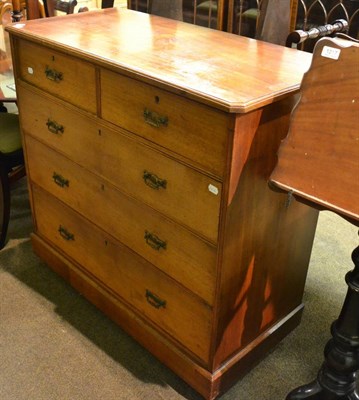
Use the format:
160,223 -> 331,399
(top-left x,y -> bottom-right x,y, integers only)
52,172 -> 69,188
58,225 -> 74,241
144,230 -> 167,251
45,66 -> 63,82
143,108 -> 168,128
46,119 -> 64,135
145,290 -> 166,309
143,170 -> 167,190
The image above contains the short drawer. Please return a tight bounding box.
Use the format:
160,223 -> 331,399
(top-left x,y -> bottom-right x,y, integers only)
32,185 -> 213,363
25,136 -> 217,303
101,69 -> 229,177
16,39 -> 96,113
21,97 -> 222,243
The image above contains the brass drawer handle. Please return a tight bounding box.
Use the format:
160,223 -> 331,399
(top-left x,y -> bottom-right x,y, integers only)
143,170 -> 167,190
144,230 -> 167,251
46,119 -> 64,135
145,289 -> 166,309
45,66 -> 63,82
58,225 -> 74,241
53,172 -> 69,188
143,108 -> 168,128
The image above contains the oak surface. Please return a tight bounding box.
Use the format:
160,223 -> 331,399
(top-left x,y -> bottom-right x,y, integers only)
23,133 -> 217,304
33,185 -> 213,363
7,8 -> 312,112
9,10 -> 319,400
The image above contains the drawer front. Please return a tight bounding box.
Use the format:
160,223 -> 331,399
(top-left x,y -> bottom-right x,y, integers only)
20,92 -> 222,243
25,136 -> 217,304
16,40 -> 96,113
101,69 -> 228,177
32,185 -> 212,363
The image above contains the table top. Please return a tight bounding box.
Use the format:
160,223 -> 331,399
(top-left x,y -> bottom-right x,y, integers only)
6,8 -> 312,113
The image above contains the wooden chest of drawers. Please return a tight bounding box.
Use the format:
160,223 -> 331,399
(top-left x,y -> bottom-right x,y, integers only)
7,9 -> 318,399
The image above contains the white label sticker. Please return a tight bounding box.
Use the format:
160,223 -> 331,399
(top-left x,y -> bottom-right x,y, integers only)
321,46 -> 341,60
27,67 -> 34,74
208,184 -> 219,195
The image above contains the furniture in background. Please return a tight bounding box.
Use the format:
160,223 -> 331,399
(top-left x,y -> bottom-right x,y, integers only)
294,0 -> 359,50
0,0 -> 13,82
23,0 -> 40,19
228,0 -> 298,41
43,0 -> 115,16
127,1 -> 359,47
255,0 -> 294,45
43,0 -> 91,17
150,0 -> 183,21
7,8 -> 319,399
271,36 -> 359,399
0,113 -> 25,249
6,0 -> 24,21
20,0 -> 112,20
127,0 -> 224,28
0,1 -> 13,22
44,0 -> 79,16
226,0 -> 359,41
0,4 -> 25,250
285,18 -> 349,48
0,0 -> 16,115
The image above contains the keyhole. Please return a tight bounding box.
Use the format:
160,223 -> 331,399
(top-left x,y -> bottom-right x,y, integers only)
155,96 -> 160,104
52,55 -> 55,61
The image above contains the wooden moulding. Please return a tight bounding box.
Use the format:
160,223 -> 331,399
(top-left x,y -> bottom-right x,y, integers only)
31,233 -> 305,400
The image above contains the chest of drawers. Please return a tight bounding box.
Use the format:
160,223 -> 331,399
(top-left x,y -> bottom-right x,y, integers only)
7,9 -> 318,399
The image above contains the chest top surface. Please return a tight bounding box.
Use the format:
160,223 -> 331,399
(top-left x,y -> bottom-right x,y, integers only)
7,8 -> 312,112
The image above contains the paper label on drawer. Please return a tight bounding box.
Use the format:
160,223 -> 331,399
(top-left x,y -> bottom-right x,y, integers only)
208,184 -> 219,195
27,67 -> 34,75
321,46 -> 341,60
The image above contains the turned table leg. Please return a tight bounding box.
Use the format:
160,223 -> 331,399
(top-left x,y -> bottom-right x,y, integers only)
286,245 -> 359,400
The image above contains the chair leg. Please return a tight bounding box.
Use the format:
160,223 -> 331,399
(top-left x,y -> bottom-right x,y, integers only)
0,166 -> 11,249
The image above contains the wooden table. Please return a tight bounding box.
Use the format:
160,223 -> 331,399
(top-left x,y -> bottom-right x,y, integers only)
7,9 -> 319,399
271,36 -> 359,400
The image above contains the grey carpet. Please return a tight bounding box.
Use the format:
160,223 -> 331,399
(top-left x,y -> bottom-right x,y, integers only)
0,178 -> 358,400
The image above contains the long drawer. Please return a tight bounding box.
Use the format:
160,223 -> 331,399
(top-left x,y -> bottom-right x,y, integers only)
16,40 -> 96,113
19,92 -> 222,243
32,185 -> 213,363
25,136 -> 217,303
101,69 -> 229,177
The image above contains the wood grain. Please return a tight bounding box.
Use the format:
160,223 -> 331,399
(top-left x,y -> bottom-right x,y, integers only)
24,135 -> 218,304
9,11 -> 319,399
17,39 -> 97,113
23,124 -> 222,243
7,8 -> 312,112
33,185 -> 213,363
271,38 -> 359,223
101,69 -> 229,177
212,97 -> 319,368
